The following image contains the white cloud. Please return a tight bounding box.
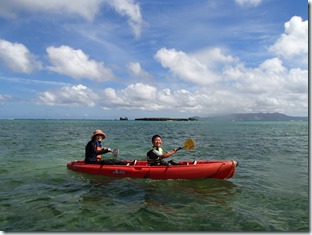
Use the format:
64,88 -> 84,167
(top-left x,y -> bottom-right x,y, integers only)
286,68 -> 308,93
38,84 -> 98,107
101,83 -> 157,109
106,0 -> 143,38
128,62 -> 141,75
258,57 -> 287,74
0,0 -> 143,38
235,0 -> 262,7
269,16 -> 308,66
46,45 -> 116,81
0,0 -> 102,21
100,83 -> 198,111
0,39 -> 42,73
127,62 -> 153,81
0,94 -> 12,103
36,54 -> 307,115
97,83 -> 254,114
192,48 -> 239,69
221,57 -> 307,114
225,57 -> 307,95
123,83 -> 157,100
154,48 -> 220,85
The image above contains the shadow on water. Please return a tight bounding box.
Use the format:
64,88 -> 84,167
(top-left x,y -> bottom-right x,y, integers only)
68,172 -> 239,205
78,174 -> 239,200
65,173 -> 241,231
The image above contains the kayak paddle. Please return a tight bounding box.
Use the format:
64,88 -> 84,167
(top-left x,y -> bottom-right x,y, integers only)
112,148 -> 119,157
177,138 -> 195,151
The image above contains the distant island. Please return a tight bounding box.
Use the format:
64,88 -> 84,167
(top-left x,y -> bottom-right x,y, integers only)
204,112 -> 308,121
135,117 -> 198,121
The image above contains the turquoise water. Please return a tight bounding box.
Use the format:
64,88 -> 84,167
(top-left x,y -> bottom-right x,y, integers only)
0,119 -> 309,232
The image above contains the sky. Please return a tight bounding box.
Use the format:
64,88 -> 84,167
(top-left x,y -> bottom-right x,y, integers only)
0,0 -> 308,119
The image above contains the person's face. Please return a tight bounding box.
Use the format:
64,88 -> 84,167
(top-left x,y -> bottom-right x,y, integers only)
152,137 -> 162,147
95,134 -> 104,141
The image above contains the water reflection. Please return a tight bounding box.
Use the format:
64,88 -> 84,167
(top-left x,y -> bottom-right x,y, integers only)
77,174 -> 239,207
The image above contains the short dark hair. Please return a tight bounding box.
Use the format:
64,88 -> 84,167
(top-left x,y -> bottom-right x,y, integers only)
152,134 -> 161,142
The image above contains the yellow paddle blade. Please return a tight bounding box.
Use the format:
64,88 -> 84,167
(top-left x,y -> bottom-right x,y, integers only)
183,138 -> 195,150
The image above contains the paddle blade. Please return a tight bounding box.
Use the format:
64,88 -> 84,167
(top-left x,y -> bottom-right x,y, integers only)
112,148 -> 119,157
182,138 -> 195,150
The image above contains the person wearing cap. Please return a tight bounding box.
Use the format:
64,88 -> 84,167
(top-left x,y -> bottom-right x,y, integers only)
146,134 -> 180,165
85,129 -> 112,164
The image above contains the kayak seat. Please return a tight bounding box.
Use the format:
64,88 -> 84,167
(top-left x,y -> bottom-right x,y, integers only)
127,160 -> 137,166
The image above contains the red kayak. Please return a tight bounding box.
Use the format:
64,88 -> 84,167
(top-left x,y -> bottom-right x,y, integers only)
67,160 -> 238,180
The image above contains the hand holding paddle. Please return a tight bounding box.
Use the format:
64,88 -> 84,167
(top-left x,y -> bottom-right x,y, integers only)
104,148 -> 119,157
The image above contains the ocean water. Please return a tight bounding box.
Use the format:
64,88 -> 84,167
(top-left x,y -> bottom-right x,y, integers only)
0,119 -> 308,232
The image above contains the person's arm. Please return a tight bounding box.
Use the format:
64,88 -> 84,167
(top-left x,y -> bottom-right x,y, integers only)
100,147 -> 111,154
160,148 -> 178,159
88,141 -> 111,155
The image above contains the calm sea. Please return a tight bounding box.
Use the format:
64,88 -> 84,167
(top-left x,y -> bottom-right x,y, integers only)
0,119 -> 309,232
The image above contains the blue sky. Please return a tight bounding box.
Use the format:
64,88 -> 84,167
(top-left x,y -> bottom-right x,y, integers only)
0,0 -> 308,119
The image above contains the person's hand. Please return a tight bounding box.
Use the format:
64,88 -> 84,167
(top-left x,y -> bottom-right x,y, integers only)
102,148 -> 112,153
173,148 -> 178,153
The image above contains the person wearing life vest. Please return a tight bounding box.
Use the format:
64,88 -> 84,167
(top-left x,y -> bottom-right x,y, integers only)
146,134 -> 180,165
85,129 -> 112,164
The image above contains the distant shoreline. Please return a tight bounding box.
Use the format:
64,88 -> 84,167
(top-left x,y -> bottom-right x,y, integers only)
135,117 -> 198,121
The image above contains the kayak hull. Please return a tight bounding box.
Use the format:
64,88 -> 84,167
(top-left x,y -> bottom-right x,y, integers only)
67,160 -> 238,180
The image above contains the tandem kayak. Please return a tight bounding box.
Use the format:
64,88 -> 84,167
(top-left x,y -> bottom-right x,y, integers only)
67,160 -> 238,180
